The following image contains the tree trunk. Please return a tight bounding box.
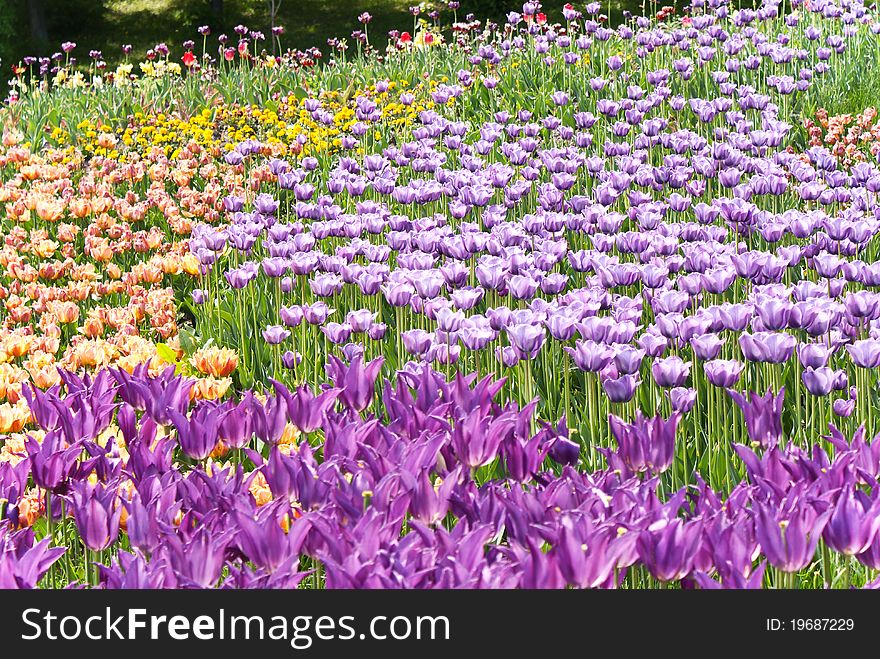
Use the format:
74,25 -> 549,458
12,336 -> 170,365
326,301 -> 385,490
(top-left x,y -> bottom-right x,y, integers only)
27,0 -> 49,47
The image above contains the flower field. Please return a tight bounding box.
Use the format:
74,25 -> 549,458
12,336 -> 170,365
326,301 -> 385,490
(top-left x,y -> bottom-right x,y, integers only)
2,0 -> 880,589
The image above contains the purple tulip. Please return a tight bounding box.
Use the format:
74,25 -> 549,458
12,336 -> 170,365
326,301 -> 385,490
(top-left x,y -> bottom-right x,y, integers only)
669,387 -> 696,413
823,485 -> 880,556
282,350 -> 302,369
168,402 -> 221,461
69,480 -> 123,552
727,388 -> 785,450
406,468 -> 462,525
691,334 -> 724,361
278,384 -> 339,434
218,393 -> 256,449
602,373 -> 641,403
451,407 -> 517,470
0,535 -> 65,589
608,411 -> 680,475
280,305 -> 304,327
847,340 -> 880,368
402,329 -> 432,356
566,340 -> 613,372
507,324 -> 546,359
26,430 -> 82,494
252,382 -> 291,445
613,345 -> 645,375
638,518 -> 703,583
754,489 -> 831,573
553,517 -> 621,588
798,343 -> 831,369
233,503 -> 311,571
502,422 -> 549,482
739,332 -> 797,364
163,526 -> 232,588
704,359 -> 745,388
325,354 -> 384,413
833,397 -> 856,418
651,356 -> 691,388
802,367 -> 835,396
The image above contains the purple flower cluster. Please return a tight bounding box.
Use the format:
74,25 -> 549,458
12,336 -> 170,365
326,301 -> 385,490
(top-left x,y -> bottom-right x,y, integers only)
8,0 -> 880,590
190,0 -> 880,463
1,362 -> 880,589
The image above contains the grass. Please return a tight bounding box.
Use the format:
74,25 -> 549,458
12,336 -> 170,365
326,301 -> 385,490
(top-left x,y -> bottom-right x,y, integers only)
809,48 -> 880,117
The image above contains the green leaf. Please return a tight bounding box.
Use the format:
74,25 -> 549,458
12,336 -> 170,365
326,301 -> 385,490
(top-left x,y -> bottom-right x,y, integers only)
178,328 -> 198,356
155,342 -> 180,366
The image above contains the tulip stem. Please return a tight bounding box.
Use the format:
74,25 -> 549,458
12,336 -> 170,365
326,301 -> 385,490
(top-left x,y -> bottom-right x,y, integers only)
821,542 -> 832,589
90,549 -> 100,588
45,490 -> 54,589
60,500 -> 72,586
238,289 -> 249,384
563,361 -> 571,426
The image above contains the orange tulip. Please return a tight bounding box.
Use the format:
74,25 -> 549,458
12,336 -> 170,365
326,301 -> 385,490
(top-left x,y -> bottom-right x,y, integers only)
81,316 -> 105,339
34,197 -> 65,221
16,489 -> 45,527
0,402 -> 29,433
191,377 -> 232,401
192,347 -> 239,378
68,198 -> 92,218
28,364 -> 62,389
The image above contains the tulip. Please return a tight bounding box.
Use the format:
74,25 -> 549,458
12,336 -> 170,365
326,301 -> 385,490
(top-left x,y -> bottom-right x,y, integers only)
325,354 -> 384,413
252,384 -> 291,445
277,383 -> 339,434
26,430 -> 82,494
727,388 -> 785,450
263,445 -> 328,509
847,340 -> 880,368
69,480 -> 123,552
802,367 -> 835,396
405,467 -> 462,526
703,359 -> 744,388
0,536 -> 65,589
823,485 -> 880,556
566,340 -> 613,372
168,402 -> 222,461
669,387 -> 696,413
233,502 -> 311,571
651,356 -> 691,388
553,516 -> 621,588
608,411 -> 680,475
451,407 -> 517,470
163,526 -> 232,589
754,489 -> 831,573
638,518 -> 703,582
262,325 -> 290,345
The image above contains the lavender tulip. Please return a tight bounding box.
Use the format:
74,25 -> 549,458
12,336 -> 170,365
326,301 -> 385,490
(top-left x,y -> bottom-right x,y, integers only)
727,388 -> 785,449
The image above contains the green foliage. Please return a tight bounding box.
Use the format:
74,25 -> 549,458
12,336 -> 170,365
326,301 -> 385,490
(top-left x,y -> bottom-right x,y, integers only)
0,0 -> 17,71
809,46 -> 880,117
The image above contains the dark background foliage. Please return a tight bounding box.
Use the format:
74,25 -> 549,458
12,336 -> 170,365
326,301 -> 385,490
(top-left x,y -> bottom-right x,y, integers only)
0,0 -> 654,92
0,0 -> 639,68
